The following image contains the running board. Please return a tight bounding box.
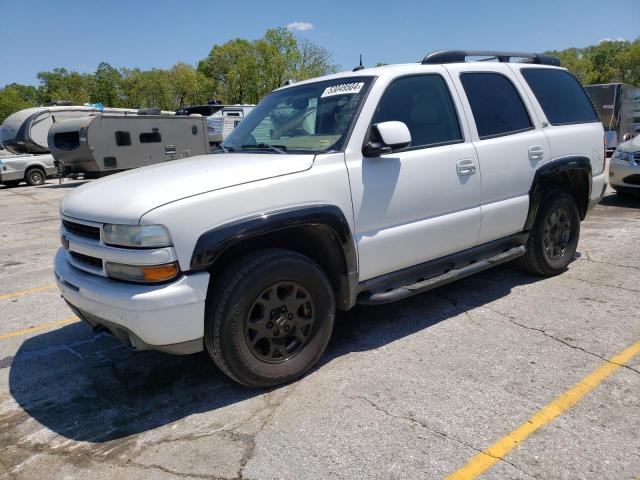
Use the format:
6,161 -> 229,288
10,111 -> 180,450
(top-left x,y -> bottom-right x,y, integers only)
358,245 -> 526,305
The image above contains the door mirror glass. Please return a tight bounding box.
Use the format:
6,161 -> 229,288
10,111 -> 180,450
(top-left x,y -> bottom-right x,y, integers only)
363,121 -> 412,157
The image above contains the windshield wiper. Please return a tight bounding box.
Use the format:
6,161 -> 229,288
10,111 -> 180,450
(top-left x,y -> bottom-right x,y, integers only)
240,143 -> 287,154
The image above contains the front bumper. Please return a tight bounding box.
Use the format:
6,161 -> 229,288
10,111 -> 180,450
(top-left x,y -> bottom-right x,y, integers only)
609,159 -> 640,190
54,248 -> 209,354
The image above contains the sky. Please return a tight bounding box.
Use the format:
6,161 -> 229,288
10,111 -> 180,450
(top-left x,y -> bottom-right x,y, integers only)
0,0 -> 638,87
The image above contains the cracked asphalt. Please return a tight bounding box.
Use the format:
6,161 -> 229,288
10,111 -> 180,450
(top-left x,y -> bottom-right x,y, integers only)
0,176 -> 639,479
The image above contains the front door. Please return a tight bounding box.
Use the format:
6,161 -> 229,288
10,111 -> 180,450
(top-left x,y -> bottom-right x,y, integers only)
345,72 -> 482,281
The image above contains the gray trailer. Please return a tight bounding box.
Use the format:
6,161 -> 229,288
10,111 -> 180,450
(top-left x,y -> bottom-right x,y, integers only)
0,106 -> 139,154
585,83 -> 640,152
48,113 -> 210,177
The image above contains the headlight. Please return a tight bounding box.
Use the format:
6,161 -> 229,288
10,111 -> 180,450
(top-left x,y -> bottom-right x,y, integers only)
105,261 -> 180,283
103,224 -> 172,248
611,149 -> 629,164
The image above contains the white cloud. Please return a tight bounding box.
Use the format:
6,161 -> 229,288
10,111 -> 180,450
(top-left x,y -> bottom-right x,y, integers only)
287,21 -> 314,31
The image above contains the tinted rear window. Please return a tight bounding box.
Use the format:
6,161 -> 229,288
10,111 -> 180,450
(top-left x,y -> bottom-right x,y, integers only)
460,73 -> 532,139
521,69 -> 598,125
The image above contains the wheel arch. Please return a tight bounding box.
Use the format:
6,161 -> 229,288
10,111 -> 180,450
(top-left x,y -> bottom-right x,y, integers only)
525,156 -> 592,231
190,205 -> 358,310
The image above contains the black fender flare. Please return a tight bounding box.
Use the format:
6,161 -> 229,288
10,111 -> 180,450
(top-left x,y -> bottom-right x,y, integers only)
190,204 -> 358,275
524,156 -> 592,231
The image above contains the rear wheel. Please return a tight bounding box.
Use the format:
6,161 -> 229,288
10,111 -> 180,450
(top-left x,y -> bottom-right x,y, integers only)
205,249 -> 335,388
520,191 -> 580,276
25,167 -> 46,186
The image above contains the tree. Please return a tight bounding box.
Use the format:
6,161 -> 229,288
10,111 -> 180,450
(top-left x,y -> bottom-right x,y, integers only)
89,62 -> 122,106
36,68 -> 91,105
0,84 -> 39,122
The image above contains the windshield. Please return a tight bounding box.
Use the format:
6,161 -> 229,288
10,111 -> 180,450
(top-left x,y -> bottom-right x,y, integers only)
222,77 -> 374,154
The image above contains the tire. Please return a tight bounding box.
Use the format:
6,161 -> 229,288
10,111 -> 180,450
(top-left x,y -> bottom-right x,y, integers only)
1,180 -> 21,188
519,191 -> 580,276
205,249 -> 335,388
25,167 -> 46,186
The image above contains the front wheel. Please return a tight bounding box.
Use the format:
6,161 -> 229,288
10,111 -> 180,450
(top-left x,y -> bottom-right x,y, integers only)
519,191 -> 580,276
205,249 -> 335,388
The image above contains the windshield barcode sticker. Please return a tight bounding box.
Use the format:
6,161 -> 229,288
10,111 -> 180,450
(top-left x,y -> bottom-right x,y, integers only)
321,82 -> 365,98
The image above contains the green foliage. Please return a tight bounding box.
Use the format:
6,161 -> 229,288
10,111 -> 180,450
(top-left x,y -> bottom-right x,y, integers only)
0,28 -> 337,123
198,28 -> 337,104
546,38 -> 640,86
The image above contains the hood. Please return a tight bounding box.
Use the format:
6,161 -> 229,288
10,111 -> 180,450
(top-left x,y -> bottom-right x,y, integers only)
61,153 -> 314,224
618,135 -> 640,153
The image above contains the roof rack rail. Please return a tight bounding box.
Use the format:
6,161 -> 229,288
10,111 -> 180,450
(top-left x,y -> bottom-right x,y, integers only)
421,50 -> 561,66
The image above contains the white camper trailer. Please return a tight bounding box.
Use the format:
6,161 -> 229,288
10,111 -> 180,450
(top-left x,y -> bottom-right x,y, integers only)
206,105 -> 254,144
48,113 -> 210,177
0,105 -> 140,155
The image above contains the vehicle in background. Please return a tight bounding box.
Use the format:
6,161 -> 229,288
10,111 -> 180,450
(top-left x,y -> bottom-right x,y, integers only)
207,105 -> 254,144
48,113 -> 210,178
585,83 -> 640,154
175,103 -> 225,117
0,144 -> 12,157
609,134 -> 640,196
0,105 -> 141,155
0,153 -> 56,187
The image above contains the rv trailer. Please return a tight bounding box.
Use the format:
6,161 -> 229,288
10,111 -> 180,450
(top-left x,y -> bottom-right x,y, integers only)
0,105 -> 140,155
585,83 -> 640,152
206,105 -> 254,144
48,113 -> 210,177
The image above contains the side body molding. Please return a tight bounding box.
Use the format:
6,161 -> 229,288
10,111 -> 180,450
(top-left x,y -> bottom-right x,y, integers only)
524,156 -> 592,231
190,204 -> 358,274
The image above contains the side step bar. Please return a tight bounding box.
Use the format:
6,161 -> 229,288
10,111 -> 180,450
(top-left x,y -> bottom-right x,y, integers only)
358,245 -> 526,305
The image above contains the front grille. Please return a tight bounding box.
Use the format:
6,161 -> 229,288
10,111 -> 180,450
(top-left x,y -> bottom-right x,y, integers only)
70,251 -> 103,269
623,174 -> 640,186
63,220 -> 100,241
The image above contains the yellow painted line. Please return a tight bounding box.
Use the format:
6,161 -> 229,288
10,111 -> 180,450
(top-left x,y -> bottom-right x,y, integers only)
0,284 -> 57,301
446,340 -> 640,480
0,316 -> 79,340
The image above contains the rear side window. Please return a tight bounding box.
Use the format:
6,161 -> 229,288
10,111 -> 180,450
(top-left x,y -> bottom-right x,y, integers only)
521,68 -> 598,125
371,74 -> 462,148
115,131 -> 131,146
460,73 -> 532,139
140,129 -> 161,143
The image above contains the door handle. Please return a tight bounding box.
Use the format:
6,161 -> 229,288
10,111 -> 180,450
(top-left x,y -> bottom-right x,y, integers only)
528,146 -> 544,162
456,158 -> 477,176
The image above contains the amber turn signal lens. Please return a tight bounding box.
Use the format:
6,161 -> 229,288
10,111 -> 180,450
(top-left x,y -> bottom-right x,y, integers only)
141,263 -> 180,282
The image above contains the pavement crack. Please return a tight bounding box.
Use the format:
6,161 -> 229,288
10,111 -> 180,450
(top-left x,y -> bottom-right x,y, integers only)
353,395 -> 539,479
577,256 -> 640,272
433,292 -> 482,327
482,305 -> 640,376
237,383 -> 300,480
127,460 -> 229,479
566,274 -> 640,294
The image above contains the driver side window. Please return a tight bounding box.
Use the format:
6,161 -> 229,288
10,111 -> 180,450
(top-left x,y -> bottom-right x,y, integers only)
371,74 -> 463,149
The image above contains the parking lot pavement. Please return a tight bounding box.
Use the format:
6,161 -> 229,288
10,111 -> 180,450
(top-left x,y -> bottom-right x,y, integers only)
0,179 -> 639,480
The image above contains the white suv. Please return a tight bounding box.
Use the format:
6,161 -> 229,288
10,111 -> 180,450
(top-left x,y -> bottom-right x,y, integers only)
55,50 -> 606,387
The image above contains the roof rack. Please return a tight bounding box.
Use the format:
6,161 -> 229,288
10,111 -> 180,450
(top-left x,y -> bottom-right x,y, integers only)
421,50 -> 561,66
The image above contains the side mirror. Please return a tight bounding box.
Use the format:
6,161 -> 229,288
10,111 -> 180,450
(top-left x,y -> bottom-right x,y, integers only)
363,121 -> 411,157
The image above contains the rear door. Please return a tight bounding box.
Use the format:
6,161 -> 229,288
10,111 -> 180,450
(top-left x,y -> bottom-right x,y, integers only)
446,64 -> 550,244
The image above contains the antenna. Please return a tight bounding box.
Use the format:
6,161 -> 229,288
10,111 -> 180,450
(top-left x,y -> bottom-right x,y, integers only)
353,54 -> 365,72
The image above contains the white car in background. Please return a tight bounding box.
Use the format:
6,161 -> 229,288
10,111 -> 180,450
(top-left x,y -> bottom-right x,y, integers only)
609,134 -> 640,196
0,153 -> 57,187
